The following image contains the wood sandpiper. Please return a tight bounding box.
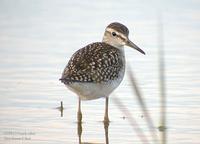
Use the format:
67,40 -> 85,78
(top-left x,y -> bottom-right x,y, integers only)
60,22 -> 145,123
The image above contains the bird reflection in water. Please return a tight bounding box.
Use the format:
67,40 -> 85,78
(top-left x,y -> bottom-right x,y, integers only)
77,122 -> 109,144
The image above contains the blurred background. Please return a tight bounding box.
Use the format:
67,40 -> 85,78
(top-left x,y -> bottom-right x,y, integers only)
0,0 -> 199,144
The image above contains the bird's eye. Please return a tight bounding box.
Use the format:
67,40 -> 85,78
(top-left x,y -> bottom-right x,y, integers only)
112,32 -> 117,37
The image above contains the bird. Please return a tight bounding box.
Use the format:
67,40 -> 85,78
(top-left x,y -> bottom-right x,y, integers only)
60,22 -> 145,123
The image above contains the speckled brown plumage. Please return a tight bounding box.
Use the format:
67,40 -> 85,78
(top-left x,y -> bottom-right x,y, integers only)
60,42 -> 124,84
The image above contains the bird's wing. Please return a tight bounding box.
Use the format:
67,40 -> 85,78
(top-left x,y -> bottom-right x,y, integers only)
60,42 -> 123,84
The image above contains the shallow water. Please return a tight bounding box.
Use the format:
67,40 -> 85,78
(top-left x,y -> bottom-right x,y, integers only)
0,0 -> 200,144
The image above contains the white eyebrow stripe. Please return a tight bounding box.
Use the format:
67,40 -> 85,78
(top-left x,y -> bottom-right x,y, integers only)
106,28 -> 127,40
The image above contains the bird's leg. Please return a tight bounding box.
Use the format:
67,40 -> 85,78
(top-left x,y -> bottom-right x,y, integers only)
77,98 -> 82,123
104,97 -> 110,123
104,119 -> 109,144
77,120 -> 82,144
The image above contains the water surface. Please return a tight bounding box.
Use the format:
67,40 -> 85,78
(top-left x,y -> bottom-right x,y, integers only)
0,0 -> 200,143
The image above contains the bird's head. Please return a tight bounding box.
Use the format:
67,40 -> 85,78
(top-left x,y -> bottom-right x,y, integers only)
102,22 -> 145,55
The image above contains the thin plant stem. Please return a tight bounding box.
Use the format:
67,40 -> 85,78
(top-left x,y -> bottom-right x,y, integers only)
157,13 -> 167,144
128,67 -> 159,144
113,96 -> 150,144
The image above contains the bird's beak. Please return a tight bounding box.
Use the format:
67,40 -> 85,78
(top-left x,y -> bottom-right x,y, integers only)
126,39 -> 145,55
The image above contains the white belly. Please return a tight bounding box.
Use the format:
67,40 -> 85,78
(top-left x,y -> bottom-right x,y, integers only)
66,68 -> 125,100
